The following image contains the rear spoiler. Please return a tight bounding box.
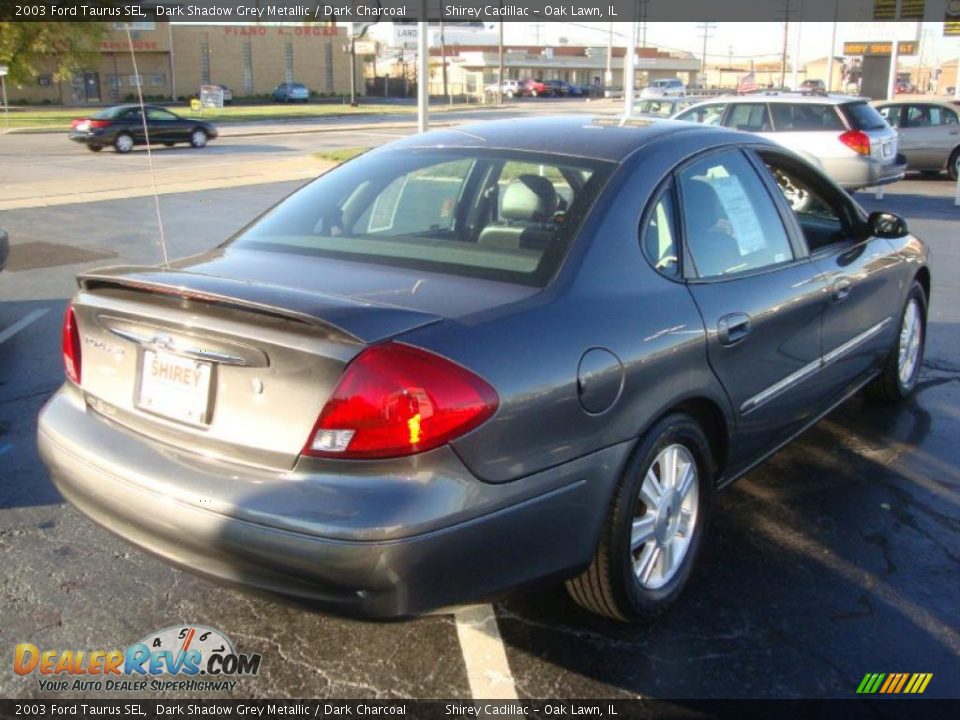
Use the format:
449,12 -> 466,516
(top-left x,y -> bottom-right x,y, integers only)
78,266 -> 441,345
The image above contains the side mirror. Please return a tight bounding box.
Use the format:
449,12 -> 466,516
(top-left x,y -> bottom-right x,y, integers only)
867,211 -> 909,239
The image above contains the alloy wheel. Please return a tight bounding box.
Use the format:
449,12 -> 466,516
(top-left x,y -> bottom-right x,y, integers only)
631,444 -> 700,590
191,130 -> 207,148
115,134 -> 133,153
898,298 -> 922,387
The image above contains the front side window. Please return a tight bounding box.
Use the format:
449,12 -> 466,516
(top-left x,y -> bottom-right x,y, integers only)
146,108 -> 177,122
678,151 -> 793,278
674,103 -> 727,125
233,149 -> 614,286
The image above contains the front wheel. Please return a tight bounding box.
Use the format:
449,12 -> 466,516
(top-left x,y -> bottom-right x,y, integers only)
189,129 -> 208,148
868,281 -> 927,402
566,413 -> 714,622
87,144 -> 103,152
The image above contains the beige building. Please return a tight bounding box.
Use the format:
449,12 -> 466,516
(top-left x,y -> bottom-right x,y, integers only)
7,22 -> 358,105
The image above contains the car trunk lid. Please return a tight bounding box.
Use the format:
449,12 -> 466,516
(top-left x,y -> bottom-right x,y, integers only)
72,265 -> 445,471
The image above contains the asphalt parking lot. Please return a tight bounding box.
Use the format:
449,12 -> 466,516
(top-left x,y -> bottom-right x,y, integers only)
1,146 -> 958,699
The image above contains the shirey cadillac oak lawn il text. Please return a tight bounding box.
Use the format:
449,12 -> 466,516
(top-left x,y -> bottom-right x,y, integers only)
39,117 -> 929,622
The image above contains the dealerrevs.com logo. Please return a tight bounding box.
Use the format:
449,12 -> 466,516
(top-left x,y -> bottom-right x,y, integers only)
14,625 -> 262,693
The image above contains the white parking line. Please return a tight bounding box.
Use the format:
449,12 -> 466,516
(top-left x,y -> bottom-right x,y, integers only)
454,604 -> 519,700
0,308 -> 49,346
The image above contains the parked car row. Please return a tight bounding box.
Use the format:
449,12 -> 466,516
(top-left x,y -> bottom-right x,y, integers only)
484,78 -> 587,98
670,94 -> 906,191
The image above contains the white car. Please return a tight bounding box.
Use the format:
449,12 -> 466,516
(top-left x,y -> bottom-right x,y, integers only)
641,79 -> 686,98
672,94 -> 906,191
484,80 -> 523,99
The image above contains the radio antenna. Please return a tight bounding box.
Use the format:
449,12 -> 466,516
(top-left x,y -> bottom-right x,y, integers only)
124,23 -> 170,267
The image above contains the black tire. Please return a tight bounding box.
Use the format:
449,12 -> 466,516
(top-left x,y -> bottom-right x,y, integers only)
566,413 -> 715,622
867,281 -> 927,402
87,144 -> 103,152
947,148 -> 960,182
113,133 -> 134,154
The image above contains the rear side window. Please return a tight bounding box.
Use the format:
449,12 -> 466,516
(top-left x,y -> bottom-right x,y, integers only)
770,103 -> 845,131
905,105 -> 959,127
679,151 -> 793,278
642,188 -> 679,277
675,103 -> 726,125
841,102 -> 888,130
724,104 -> 771,132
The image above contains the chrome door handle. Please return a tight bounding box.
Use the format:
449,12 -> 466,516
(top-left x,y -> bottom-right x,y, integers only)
833,278 -> 852,302
718,313 -> 751,346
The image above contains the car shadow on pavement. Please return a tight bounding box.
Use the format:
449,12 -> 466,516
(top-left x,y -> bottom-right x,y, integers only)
491,367 -> 960,699
0,299 -> 70,510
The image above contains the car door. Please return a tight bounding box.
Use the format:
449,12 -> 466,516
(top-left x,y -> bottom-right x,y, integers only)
676,148 -> 829,465
145,107 -> 180,144
900,104 -> 958,168
754,149 -> 904,403
119,107 -> 145,143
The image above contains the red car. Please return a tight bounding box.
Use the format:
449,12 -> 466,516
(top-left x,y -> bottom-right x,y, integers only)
523,78 -> 549,97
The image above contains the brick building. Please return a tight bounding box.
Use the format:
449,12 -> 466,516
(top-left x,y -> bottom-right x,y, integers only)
8,22 -> 358,105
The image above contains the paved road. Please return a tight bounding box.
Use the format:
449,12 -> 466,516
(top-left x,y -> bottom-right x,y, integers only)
0,170 -> 958,699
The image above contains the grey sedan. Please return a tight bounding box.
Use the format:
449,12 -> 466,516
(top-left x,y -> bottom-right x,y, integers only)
38,118 -> 929,622
875,100 -> 960,179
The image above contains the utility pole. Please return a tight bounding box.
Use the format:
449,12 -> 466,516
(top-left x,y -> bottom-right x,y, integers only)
439,16 -> 448,103
605,21 -> 614,94
780,11 -> 790,88
792,19 -> 803,89
417,1 -> 428,132
826,0 -> 838,91
623,19 -> 638,119
886,0 -> 904,101
696,22 -> 716,87
498,20 -> 504,105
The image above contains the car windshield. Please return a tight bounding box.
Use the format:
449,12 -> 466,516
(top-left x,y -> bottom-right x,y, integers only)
231,148 -> 615,286
842,101 -> 888,130
292,84 -> 306,90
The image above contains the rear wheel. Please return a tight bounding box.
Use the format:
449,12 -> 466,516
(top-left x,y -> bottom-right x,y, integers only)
947,148 -> 960,182
566,413 -> 714,622
113,133 -> 134,154
189,129 -> 208,148
868,281 -> 927,402
163,142 -> 176,147
87,144 -> 103,152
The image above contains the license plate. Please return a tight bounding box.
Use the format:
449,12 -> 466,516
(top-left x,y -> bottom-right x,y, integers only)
138,350 -> 213,425
882,142 -> 892,158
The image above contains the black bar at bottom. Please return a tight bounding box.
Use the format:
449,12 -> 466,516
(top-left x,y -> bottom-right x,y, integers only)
1,699 -> 958,720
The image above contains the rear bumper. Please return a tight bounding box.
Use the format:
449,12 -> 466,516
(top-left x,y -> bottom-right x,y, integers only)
832,154 -> 907,189
38,386 -> 627,617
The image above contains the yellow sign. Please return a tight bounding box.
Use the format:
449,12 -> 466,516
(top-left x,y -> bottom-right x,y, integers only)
843,41 -> 917,56
190,98 -> 201,112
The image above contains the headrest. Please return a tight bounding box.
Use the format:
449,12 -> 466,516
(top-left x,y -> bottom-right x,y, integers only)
501,175 -> 558,222
684,179 -> 724,234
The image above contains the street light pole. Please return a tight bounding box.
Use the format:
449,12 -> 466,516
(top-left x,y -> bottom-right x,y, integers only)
417,9 -> 429,132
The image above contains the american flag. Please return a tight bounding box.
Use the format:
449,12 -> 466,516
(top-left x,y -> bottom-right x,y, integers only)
737,72 -> 758,94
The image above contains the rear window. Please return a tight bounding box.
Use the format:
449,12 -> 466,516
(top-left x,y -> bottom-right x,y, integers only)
92,106 -> 126,120
232,148 -> 614,286
841,101 -> 888,130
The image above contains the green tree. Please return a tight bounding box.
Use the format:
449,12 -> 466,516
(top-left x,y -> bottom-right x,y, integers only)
0,22 -> 107,85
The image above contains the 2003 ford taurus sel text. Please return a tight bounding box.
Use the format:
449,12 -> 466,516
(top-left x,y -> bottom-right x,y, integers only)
38,117 -> 929,622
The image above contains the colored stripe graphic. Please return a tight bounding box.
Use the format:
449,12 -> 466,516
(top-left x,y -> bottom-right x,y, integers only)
857,672 -> 932,694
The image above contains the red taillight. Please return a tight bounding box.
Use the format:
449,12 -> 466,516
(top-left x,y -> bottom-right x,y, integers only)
62,303 -> 81,385
88,120 -> 111,129
70,118 -> 84,129
839,130 -> 871,156
304,343 -> 498,459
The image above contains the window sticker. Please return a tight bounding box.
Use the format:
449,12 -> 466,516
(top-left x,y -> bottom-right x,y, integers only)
708,173 -> 766,256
